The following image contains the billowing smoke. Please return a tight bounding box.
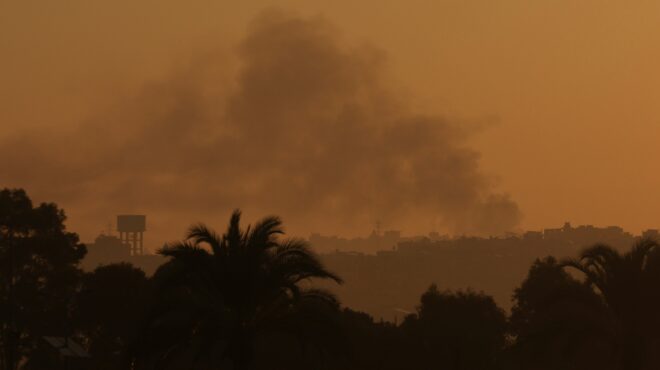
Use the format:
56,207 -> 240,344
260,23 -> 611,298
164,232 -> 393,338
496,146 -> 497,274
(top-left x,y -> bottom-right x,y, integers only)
1,11 -> 521,243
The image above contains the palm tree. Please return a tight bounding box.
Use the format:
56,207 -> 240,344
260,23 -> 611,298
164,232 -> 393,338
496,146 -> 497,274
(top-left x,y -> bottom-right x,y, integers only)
562,238 -> 660,370
140,210 -> 343,370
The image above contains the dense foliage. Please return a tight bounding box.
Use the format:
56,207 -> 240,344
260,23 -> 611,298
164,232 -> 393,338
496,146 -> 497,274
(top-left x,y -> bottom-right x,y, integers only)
136,210 -> 343,370
3,188 -> 660,369
0,189 -> 86,370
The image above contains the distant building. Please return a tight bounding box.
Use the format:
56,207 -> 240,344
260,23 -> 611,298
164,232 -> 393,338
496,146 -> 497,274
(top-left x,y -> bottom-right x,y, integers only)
523,231 -> 543,240
541,222 -> 633,249
82,234 -> 131,270
309,230 -> 404,254
81,215 -> 165,275
319,222 -> 648,321
306,228 -> 437,254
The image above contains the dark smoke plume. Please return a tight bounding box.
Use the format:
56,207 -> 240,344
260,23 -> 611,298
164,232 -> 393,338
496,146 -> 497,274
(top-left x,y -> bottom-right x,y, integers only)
1,11 -> 521,243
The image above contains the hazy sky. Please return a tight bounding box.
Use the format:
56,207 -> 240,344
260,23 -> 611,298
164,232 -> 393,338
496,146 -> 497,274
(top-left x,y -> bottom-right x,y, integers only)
2,1 -> 660,246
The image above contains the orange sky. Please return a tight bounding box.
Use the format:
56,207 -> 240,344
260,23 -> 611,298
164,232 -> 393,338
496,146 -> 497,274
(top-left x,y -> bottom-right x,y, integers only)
2,1 -> 660,245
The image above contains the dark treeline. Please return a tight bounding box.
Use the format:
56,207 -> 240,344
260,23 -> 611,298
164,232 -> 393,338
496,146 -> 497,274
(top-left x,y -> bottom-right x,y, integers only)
2,188 -> 660,370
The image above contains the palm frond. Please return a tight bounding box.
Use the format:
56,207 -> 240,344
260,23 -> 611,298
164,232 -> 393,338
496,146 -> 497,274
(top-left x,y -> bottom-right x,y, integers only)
158,241 -> 208,258
298,288 -> 341,308
560,258 -> 587,273
224,209 -> 243,254
186,223 -> 224,256
271,243 -> 343,284
629,238 -> 658,270
561,244 -> 620,297
246,215 -> 284,252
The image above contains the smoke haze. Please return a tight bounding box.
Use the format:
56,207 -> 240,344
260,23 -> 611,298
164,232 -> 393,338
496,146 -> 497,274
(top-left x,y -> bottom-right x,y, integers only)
2,11 -> 520,244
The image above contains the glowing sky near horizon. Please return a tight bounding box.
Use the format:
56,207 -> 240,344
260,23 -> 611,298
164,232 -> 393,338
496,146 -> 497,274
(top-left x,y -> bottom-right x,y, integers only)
2,1 -> 660,247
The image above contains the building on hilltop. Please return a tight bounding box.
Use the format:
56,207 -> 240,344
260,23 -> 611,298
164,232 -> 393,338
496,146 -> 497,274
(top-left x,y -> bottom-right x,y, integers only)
309,229 -> 445,254
317,222 -> 651,321
82,215 -> 165,275
82,234 -> 131,271
542,222 -> 633,249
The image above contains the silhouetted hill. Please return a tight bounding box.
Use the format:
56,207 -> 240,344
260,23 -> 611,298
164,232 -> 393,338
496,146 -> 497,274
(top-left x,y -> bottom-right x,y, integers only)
80,221 -> 659,321
318,223 -> 654,320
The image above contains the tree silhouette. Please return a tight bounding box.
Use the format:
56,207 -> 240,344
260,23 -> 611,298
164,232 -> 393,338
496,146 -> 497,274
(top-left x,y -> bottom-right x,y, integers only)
0,188 -> 86,370
75,263 -> 151,370
508,257 -> 613,370
137,210 -> 343,370
562,238 -> 660,370
402,285 -> 507,370
330,308 -> 412,370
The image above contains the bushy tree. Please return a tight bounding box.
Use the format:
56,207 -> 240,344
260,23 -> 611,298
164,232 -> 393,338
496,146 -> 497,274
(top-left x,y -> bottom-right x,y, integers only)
0,188 -> 86,369
402,285 -> 507,370
75,263 -> 151,370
